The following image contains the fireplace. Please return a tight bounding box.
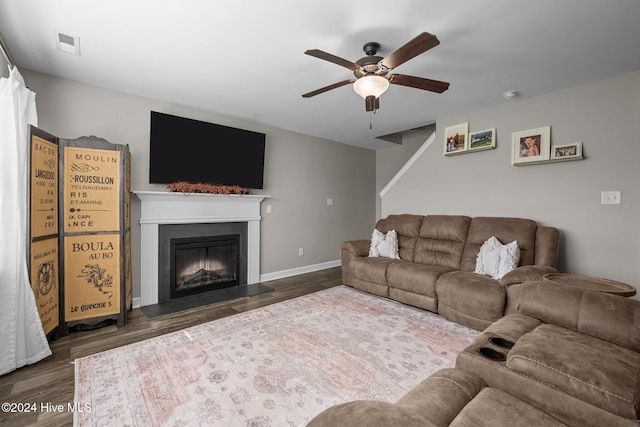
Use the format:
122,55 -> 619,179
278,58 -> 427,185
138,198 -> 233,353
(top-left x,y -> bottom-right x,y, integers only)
170,234 -> 240,299
133,191 -> 268,307
158,222 -> 248,303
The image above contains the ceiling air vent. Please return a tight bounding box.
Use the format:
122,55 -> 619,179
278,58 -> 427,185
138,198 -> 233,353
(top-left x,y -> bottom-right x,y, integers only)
54,30 -> 80,56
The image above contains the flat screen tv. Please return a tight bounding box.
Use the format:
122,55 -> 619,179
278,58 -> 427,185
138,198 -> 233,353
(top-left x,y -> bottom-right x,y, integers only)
149,111 -> 266,189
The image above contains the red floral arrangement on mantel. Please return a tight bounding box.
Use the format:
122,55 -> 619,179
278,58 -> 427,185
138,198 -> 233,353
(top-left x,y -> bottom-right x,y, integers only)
167,181 -> 250,195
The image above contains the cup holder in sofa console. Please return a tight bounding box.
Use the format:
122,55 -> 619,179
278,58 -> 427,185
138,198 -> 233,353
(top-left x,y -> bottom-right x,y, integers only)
478,347 -> 507,362
489,337 -> 515,349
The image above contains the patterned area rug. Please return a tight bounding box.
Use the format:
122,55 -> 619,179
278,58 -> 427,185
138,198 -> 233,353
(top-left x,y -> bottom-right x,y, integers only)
74,286 -> 478,426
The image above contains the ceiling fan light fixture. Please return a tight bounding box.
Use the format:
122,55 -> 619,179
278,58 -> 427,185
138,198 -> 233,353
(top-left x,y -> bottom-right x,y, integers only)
353,75 -> 389,99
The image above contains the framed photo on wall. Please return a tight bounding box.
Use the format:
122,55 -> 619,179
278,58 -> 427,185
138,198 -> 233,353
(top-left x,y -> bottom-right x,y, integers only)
511,126 -> 550,165
551,142 -> 583,162
469,128 -> 496,151
444,123 -> 468,155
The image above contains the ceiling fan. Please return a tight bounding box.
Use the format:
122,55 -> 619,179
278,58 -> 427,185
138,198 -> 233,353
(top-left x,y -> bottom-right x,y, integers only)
302,32 -> 450,112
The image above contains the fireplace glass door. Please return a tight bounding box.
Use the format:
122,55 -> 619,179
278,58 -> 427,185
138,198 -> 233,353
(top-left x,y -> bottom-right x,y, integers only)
170,234 -> 240,298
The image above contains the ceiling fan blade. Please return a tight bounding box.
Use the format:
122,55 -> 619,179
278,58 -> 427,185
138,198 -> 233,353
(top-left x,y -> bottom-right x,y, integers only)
302,79 -> 355,98
380,32 -> 440,70
305,49 -> 361,71
389,74 -> 450,93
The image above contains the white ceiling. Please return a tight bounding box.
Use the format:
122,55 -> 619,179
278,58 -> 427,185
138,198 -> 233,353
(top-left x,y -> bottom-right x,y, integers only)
1,0 -> 640,149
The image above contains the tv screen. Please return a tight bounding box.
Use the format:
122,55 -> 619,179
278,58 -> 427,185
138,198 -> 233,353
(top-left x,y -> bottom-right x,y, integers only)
149,111 -> 266,189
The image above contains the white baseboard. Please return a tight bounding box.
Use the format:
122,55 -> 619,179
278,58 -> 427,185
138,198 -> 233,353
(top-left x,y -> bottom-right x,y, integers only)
260,259 -> 341,283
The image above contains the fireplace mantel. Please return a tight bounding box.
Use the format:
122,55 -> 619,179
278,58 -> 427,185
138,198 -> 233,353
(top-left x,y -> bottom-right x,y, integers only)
134,191 -> 269,306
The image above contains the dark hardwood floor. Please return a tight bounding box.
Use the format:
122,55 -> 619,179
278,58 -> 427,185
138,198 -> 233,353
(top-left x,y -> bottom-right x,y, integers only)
0,267 -> 342,426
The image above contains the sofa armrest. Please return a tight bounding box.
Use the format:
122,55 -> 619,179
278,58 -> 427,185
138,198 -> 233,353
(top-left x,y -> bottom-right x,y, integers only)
512,281 -> 640,351
310,369 -> 485,427
308,400 -> 436,427
340,239 -> 370,285
499,265 -> 558,286
395,368 -> 485,427
534,226 -> 560,267
341,239 -> 370,258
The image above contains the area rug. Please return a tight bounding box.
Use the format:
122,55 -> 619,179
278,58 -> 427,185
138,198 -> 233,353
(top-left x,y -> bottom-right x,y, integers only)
74,286 -> 478,426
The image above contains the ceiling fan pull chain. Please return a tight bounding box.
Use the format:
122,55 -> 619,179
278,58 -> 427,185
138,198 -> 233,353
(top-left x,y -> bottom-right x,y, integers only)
369,112 -> 373,130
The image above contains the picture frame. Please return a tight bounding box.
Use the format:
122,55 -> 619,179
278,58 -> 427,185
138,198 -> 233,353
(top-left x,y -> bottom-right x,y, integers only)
469,128 -> 496,151
444,123 -> 468,155
511,126 -> 551,165
551,142 -> 583,162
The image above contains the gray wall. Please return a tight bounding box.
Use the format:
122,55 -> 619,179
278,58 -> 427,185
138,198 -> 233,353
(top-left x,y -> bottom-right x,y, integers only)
381,71 -> 640,293
21,70 -> 376,298
0,55 -> 8,77
375,125 -> 435,219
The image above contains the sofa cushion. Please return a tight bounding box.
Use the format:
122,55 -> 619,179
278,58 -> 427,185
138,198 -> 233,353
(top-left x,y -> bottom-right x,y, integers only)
436,271 -> 507,330
387,261 -> 455,299
460,217 -> 538,271
511,281 -> 640,352
506,324 -> 640,419
375,214 -> 424,261
413,215 -> 471,269
351,256 -> 399,285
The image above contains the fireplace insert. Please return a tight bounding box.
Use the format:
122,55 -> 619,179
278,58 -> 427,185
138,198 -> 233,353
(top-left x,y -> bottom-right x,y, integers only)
170,234 -> 240,299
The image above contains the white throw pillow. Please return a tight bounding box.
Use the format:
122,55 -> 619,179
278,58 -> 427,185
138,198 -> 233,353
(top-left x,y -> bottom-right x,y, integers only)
475,236 -> 502,277
475,236 -> 520,280
369,229 -> 400,259
497,240 -> 520,279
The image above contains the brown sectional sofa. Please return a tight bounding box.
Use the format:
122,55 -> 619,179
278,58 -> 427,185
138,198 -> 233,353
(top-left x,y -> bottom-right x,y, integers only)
341,214 -> 560,330
457,281 -> 640,426
311,214 -> 639,426
309,282 -> 640,426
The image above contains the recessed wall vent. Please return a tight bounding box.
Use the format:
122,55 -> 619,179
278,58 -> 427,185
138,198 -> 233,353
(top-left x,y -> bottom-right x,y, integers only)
54,30 -> 81,56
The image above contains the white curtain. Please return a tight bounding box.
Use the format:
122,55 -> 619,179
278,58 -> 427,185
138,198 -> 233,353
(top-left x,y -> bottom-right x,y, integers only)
0,66 -> 51,375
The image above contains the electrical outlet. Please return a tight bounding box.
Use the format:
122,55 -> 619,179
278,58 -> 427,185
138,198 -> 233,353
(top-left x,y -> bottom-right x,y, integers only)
326,198 -> 333,206
298,248 -> 304,256
601,191 -> 621,205
266,205 -> 272,213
